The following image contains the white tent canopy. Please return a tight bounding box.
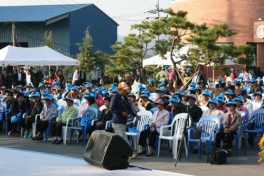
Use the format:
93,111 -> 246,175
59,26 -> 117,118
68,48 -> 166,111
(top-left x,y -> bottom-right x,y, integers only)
143,46 -> 190,67
0,45 -> 80,66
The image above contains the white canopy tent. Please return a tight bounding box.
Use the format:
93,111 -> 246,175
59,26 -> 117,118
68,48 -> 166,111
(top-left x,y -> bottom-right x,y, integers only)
143,46 -> 190,67
0,45 -> 80,66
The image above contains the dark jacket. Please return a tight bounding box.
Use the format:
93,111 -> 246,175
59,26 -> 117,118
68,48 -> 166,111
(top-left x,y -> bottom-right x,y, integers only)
249,85 -> 263,94
98,109 -> 113,127
8,100 -> 27,118
110,93 -> 132,124
27,101 -> 44,121
168,102 -> 187,117
188,104 -> 203,125
1,74 -> 7,87
14,72 -> 26,86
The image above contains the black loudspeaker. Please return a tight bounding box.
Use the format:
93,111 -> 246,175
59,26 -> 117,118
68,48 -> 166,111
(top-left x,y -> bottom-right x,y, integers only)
83,130 -> 133,170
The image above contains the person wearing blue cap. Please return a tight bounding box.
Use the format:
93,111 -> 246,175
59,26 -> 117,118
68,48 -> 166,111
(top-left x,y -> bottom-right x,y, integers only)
204,98 -> 224,120
215,99 -> 242,157
216,95 -> 228,113
51,96 -> 78,144
147,78 -> 156,93
20,92 -> 44,138
249,78 -> 263,94
32,94 -> 58,141
7,93 -> 27,136
234,95 -> 249,115
138,93 -> 152,111
169,95 -> 187,116
198,89 -> 210,106
252,91 -> 263,108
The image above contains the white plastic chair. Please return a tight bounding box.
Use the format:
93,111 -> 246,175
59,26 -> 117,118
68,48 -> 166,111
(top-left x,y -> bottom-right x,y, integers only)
126,110 -> 152,152
251,101 -> 261,111
138,106 -> 146,111
157,113 -> 189,159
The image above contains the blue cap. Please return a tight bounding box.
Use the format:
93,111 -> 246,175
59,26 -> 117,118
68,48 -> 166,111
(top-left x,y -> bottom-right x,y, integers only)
256,77 -> 262,82
102,90 -> 109,96
93,66 -> 97,69
209,90 -> 214,96
234,95 -> 244,102
71,86 -> 78,91
52,80 -> 60,85
218,78 -> 223,82
208,98 -> 217,105
32,92 -> 40,97
108,85 -> 115,91
194,85 -> 200,90
250,78 -> 256,83
42,89 -> 48,96
131,71 -> 134,74
226,99 -> 236,106
147,78 -> 154,82
217,96 -> 225,104
224,90 -> 234,95
17,85 -> 22,88
254,91 -> 262,96
137,83 -> 144,93
168,66 -> 172,70
56,94 -> 62,99
64,96 -> 74,102
52,85 -> 59,90
187,94 -> 196,99
159,81 -> 166,87
158,87 -> 166,92
43,94 -> 53,100
128,92 -> 136,97
97,87 -> 103,92
29,88 -> 36,94
187,86 -> 195,91
25,83 -> 32,87
23,91 -> 29,97
170,96 -> 180,103
186,68 -> 191,71
83,93 -> 91,99
46,84 -> 51,88
181,92 -> 188,97
38,83 -> 44,88
198,80 -> 204,83
201,89 -> 210,96
231,67 -> 235,71
112,87 -> 118,93
189,81 -> 196,87
175,89 -> 182,95
140,93 -> 149,98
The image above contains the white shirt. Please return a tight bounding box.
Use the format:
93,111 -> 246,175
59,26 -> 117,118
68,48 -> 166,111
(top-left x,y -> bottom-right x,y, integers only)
90,70 -> 98,80
18,72 -> 22,81
72,71 -> 79,84
243,99 -> 253,117
26,74 -> 31,84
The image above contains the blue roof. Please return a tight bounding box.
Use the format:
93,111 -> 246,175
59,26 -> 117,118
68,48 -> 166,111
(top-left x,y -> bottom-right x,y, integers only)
0,4 -> 92,22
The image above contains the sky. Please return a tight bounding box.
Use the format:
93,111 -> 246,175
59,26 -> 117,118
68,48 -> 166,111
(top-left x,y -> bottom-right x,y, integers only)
0,0 -> 173,37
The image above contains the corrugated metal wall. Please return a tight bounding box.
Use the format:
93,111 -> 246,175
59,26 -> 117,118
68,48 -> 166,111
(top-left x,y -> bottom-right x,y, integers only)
69,4 -> 118,55
0,4 -> 117,57
0,19 -> 70,55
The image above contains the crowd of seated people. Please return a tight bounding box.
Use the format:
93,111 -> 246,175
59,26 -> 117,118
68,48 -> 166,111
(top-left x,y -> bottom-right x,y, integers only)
0,66 -> 263,159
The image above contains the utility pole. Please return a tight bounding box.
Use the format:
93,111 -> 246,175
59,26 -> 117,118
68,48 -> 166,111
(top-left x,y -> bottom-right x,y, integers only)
12,23 -> 16,46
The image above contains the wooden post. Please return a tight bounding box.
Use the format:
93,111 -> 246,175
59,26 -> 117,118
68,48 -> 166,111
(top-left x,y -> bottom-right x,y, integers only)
12,23 -> 16,46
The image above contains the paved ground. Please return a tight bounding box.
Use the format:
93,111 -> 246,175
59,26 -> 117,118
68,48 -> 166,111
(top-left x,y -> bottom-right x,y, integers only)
0,133 -> 263,176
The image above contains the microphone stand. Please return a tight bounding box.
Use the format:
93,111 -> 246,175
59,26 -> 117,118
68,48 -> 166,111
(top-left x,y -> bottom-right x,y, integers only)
174,105 -> 191,167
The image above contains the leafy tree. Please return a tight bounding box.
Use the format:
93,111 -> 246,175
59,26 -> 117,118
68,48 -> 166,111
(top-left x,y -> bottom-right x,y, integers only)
150,9 -> 195,70
186,23 -> 253,70
78,28 -> 109,75
109,21 -> 155,80
44,31 -> 54,48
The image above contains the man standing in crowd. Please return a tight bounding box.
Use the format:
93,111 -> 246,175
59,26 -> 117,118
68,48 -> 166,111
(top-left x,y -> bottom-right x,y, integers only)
90,66 -> 98,85
14,67 -> 26,86
110,82 -> 140,157
72,68 -> 79,86
79,68 -> 86,86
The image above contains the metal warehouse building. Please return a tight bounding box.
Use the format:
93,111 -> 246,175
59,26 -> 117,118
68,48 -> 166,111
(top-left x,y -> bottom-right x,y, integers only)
0,4 -> 118,56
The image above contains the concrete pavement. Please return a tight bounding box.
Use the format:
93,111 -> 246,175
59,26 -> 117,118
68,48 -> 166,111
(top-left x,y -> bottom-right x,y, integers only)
0,134 -> 263,176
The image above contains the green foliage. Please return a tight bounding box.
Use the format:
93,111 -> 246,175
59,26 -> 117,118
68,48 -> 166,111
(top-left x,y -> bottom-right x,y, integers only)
77,28 -> 109,75
44,31 -> 54,48
109,21 -> 155,79
150,9 -> 195,69
186,24 -> 253,70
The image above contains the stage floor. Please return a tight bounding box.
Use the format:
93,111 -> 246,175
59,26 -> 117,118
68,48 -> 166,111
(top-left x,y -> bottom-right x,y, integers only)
0,147 -> 192,176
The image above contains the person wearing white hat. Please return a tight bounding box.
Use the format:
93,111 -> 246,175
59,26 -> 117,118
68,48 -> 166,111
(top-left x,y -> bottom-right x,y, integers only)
137,99 -> 170,157
32,95 -> 57,141
50,96 -> 78,144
